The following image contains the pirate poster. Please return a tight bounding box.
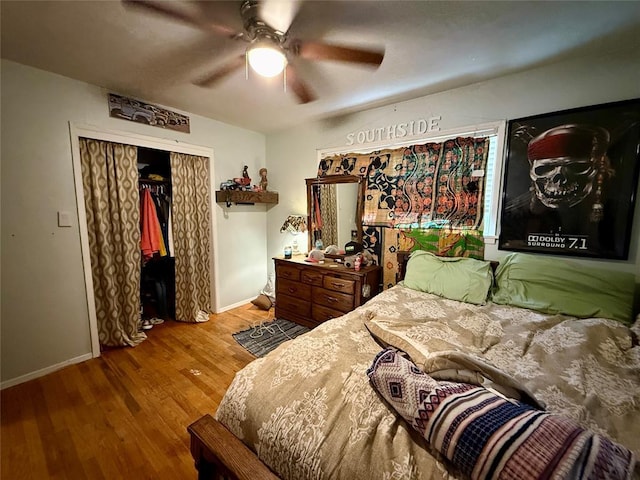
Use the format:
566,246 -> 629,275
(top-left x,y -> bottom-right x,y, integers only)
499,99 -> 640,260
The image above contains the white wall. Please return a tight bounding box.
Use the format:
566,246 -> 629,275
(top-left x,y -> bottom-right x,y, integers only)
1,60 -> 268,386
265,50 -> 640,283
3,46 -> 640,387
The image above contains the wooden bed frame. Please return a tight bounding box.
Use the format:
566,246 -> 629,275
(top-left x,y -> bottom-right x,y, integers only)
188,414 -> 278,480
187,251 -> 497,480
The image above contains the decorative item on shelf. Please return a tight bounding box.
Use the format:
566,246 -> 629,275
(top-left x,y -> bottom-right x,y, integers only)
233,165 -> 252,190
280,214 -> 308,255
259,168 -> 268,192
220,180 -> 238,190
219,165 -> 275,206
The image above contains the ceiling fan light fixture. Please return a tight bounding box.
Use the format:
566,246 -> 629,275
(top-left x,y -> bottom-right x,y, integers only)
247,43 -> 287,77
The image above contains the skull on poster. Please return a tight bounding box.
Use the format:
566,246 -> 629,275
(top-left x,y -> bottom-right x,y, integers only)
527,124 -> 610,211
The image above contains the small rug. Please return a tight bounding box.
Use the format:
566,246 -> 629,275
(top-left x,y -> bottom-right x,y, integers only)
232,319 -> 310,357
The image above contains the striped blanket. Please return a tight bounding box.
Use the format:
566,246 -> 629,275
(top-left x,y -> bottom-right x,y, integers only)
368,348 -> 636,480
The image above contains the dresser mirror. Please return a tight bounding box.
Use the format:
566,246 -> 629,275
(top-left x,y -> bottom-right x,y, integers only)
306,175 -> 364,254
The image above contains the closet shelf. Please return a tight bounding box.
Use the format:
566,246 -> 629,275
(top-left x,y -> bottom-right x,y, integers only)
140,178 -> 170,185
215,190 -> 279,206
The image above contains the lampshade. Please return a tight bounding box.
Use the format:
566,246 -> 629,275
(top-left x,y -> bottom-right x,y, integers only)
247,42 -> 287,78
280,215 -> 307,234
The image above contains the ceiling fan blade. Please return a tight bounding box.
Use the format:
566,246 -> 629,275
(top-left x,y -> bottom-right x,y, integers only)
259,0 -> 303,34
296,41 -> 384,66
286,64 -> 316,104
194,55 -> 246,87
122,0 -> 241,39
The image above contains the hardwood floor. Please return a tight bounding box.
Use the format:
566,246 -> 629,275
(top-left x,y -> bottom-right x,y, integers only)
1,304 -> 274,479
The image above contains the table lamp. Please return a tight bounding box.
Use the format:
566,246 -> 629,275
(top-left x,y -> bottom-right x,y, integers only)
280,215 -> 308,255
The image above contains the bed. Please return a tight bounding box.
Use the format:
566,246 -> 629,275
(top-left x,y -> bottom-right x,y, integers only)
188,251 -> 640,480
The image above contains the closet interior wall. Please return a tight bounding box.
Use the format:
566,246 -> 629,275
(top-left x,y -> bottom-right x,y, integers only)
138,147 -> 175,322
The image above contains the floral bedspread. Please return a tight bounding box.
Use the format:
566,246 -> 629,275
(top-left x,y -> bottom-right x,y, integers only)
215,285 -> 640,480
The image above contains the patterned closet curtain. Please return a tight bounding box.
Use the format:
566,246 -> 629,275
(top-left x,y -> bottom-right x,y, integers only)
170,152 -> 212,322
79,138 -> 146,347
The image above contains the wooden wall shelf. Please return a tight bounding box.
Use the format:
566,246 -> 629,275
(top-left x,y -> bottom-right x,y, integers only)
215,190 -> 279,205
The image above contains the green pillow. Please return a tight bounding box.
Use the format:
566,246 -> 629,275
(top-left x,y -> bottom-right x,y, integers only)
402,251 -> 493,305
492,253 -> 634,324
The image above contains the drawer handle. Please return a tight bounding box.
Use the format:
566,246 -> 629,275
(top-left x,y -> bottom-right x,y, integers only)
330,282 -> 346,288
327,296 -> 338,303
288,287 -> 296,293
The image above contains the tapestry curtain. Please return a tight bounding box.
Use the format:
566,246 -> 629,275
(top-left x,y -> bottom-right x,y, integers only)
320,136 -> 490,287
79,138 -> 146,347
170,152 -> 212,322
362,226 -> 486,289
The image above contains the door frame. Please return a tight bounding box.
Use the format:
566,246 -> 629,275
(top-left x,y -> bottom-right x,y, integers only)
69,122 -> 218,357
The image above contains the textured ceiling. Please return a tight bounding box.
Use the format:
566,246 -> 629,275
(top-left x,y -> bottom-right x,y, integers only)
2,1 -> 640,133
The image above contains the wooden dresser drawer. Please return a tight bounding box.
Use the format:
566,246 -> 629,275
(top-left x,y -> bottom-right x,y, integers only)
313,286 -> 354,313
322,275 -> 355,295
277,278 -> 311,301
312,304 -> 344,323
274,257 -> 382,328
276,293 -> 311,317
276,264 -> 300,281
300,268 -> 324,286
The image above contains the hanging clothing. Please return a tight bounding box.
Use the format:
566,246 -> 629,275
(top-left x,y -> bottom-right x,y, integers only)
314,190 -> 323,228
167,207 -> 175,256
140,188 -> 164,260
155,210 -> 167,258
141,256 -> 175,320
151,188 -> 172,256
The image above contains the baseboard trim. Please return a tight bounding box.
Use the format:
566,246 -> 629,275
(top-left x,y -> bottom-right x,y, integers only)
1,353 -> 94,390
216,297 -> 254,313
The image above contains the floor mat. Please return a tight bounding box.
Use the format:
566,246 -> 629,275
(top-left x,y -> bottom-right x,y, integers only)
232,318 -> 310,357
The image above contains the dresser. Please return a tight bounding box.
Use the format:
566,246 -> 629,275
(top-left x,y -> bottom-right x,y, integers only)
274,257 -> 382,328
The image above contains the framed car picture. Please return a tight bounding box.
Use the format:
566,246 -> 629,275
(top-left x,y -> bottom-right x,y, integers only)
498,98 -> 640,259
108,93 -> 190,133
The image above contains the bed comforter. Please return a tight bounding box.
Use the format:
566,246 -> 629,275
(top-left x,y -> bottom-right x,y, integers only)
215,285 -> 640,480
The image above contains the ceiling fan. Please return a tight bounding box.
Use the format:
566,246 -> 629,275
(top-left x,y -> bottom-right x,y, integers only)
122,0 -> 385,103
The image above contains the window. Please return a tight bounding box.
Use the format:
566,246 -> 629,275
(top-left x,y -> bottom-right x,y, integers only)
482,127 -> 507,242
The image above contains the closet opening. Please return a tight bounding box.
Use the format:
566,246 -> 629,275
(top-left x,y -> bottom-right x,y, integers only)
138,147 -> 175,329
70,123 -> 217,357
